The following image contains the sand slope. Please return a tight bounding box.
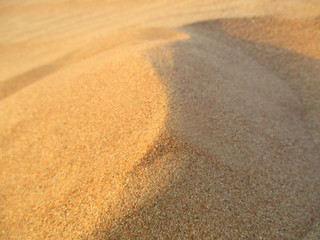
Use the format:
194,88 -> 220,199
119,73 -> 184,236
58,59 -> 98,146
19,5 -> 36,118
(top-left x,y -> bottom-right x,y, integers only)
1,1 -> 320,239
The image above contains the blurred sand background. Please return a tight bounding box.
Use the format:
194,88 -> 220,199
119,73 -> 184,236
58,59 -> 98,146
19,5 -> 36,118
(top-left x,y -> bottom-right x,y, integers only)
0,0 -> 320,239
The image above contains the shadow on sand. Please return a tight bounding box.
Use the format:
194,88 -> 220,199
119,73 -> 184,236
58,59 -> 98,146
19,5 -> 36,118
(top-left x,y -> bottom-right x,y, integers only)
88,17 -> 320,239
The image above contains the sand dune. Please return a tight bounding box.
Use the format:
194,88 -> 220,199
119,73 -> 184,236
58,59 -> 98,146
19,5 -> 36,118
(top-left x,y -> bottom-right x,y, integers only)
1,1 -> 320,239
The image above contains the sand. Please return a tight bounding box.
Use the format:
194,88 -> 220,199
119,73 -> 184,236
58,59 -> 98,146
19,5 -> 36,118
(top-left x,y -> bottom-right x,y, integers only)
0,0 -> 320,239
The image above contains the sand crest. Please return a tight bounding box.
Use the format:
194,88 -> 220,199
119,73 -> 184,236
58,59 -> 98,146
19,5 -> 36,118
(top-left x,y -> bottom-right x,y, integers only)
1,1 -> 320,239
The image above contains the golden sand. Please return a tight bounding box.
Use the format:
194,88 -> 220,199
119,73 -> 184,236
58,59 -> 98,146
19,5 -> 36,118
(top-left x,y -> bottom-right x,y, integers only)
1,1 -> 320,239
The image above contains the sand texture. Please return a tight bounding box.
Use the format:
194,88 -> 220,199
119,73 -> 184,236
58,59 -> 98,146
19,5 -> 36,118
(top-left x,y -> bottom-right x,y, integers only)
0,0 -> 320,239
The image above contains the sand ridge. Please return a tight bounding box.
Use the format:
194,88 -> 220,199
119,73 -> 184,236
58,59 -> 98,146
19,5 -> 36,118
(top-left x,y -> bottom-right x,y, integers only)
0,36 -> 172,238
1,1 -> 320,239
95,18 -> 320,239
